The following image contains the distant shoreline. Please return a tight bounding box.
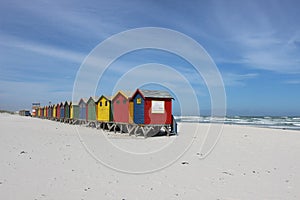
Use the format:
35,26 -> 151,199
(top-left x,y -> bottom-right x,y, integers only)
6,112 -> 300,131
175,116 -> 300,131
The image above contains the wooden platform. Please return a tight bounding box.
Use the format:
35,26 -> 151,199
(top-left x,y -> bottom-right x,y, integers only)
34,116 -> 177,138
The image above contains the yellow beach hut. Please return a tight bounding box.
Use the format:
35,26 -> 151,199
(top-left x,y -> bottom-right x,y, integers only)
96,95 -> 113,122
43,106 -> 47,118
53,104 -> 57,119
38,107 -> 41,117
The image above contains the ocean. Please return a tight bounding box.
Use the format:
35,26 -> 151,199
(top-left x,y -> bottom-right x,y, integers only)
175,116 -> 300,131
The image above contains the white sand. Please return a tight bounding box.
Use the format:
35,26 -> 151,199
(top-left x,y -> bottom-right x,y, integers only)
0,113 -> 299,200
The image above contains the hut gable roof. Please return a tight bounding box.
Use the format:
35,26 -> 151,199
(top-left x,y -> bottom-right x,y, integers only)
87,96 -> 100,103
64,101 -> 71,106
132,89 -> 173,99
97,95 -> 112,102
112,91 -> 133,101
78,98 -> 88,104
71,101 -> 79,106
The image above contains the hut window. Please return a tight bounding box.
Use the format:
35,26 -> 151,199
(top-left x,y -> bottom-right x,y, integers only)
116,100 -> 120,104
137,98 -> 142,104
123,99 -> 127,104
151,100 -> 165,113
105,101 -> 108,106
100,102 -> 102,107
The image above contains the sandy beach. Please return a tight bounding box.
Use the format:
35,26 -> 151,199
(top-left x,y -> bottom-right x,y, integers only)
0,113 -> 299,200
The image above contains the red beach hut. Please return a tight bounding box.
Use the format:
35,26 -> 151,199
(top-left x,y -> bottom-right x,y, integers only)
56,103 -> 61,119
131,89 -> 173,125
112,91 -> 133,123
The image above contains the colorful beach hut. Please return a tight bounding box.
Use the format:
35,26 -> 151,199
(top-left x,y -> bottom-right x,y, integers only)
40,107 -> 44,118
96,95 -> 113,122
46,106 -> 49,118
64,101 -> 70,120
37,107 -> 40,117
48,105 -> 52,118
56,103 -> 61,119
60,102 -> 65,120
53,104 -> 57,119
112,91 -> 133,123
70,102 -> 79,120
132,89 -> 173,125
44,106 -> 48,118
78,98 -> 88,121
45,106 -> 49,118
87,96 -> 99,121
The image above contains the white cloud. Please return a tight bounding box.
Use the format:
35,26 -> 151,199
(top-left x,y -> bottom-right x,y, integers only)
284,80 -> 300,84
221,73 -> 258,86
12,0 -> 127,40
230,31 -> 300,73
0,80 -> 72,111
208,0 -> 300,74
0,34 -> 86,63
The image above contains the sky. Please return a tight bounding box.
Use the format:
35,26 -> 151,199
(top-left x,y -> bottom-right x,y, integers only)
0,0 -> 300,116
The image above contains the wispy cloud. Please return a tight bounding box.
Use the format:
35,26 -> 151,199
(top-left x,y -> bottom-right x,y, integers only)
207,0 -> 300,74
284,80 -> 300,84
222,73 -> 258,86
231,32 -> 300,73
0,80 -> 72,111
9,0 -> 131,41
0,34 -> 86,63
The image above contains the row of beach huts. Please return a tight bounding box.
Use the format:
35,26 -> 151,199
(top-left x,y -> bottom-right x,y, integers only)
33,89 -> 177,137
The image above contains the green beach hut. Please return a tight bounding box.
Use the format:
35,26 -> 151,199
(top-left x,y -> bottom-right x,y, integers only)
87,96 -> 99,121
70,101 -> 79,120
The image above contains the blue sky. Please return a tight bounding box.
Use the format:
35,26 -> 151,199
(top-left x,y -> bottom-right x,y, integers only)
1,0 -> 300,116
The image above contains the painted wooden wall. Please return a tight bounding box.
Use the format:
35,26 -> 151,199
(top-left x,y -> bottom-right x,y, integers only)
144,99 -> 172,124
133,93 -> 145,124
70,104 -> 79,119
79,99 -> 87,120
60,103 -> 65,119
38,108 -> 41,117
64,102 -> 70,119
112,93 -> 130,123
87,98 -> 97,121
129,101 -> 134,123
53,105 -> 56,118
56,104 -> 60,119
97,96 -> 112,122
44,107 -> 47,117
48,106 -> 52,118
